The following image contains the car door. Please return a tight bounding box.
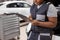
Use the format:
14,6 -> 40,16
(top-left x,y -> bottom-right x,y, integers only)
6,2 -> 30,17
17,2 -> 30,17
5,3 -> 26,21
5,2 -> 31,21
6,3 -> 21,13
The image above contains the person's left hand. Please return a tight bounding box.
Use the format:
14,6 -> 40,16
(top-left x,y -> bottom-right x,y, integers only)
31,20 -> 38,26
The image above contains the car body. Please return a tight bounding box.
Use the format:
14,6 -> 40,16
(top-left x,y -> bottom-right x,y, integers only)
0,1 -> 31,21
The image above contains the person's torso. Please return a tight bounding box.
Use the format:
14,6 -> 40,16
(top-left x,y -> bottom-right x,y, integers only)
30,2 -> 52,33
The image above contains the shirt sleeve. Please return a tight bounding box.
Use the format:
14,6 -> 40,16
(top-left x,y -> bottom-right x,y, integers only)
47,4 -> 57,17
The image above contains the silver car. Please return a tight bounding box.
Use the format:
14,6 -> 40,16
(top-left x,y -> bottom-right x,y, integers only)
0,1 -> 31,21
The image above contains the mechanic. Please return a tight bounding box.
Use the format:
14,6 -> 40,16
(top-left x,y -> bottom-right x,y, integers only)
28,0 -> 57,40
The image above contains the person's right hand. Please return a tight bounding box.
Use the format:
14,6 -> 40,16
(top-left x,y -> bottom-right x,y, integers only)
28,15 -> 33,22
29,17 -> 33,22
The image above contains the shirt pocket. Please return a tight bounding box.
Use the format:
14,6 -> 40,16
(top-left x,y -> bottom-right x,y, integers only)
36,14 -> 45,21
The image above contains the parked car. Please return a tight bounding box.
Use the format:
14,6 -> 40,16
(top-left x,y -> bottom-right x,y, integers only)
0,1 -> 31,22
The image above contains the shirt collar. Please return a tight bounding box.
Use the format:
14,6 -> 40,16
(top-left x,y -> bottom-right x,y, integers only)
36,1 -> 46,9
37,4 -> 43,9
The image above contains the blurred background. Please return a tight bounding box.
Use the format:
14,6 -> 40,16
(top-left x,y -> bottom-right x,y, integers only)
0,0 -> 60,40
0,0 -> 60,6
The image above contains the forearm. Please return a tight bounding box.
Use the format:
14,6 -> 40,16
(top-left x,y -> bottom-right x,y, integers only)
37,21 -> 57,28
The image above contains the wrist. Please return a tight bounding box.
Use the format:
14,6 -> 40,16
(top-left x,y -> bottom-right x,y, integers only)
36,21 -> 40,26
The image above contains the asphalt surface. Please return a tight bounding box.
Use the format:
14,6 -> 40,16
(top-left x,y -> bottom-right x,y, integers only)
20,25 -> 27,40
19,22 -> 28,40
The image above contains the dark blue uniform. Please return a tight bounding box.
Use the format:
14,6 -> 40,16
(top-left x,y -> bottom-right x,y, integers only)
27,2 -> 57,40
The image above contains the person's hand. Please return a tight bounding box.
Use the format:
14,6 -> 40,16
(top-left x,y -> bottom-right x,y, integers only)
31,20 -> 38,26
28,16 -> 33,22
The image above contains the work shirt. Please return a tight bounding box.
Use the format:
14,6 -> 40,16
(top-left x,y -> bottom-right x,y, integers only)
27,2 -> 57,40
30,2 -> 57,33
37,3 -> 57,17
